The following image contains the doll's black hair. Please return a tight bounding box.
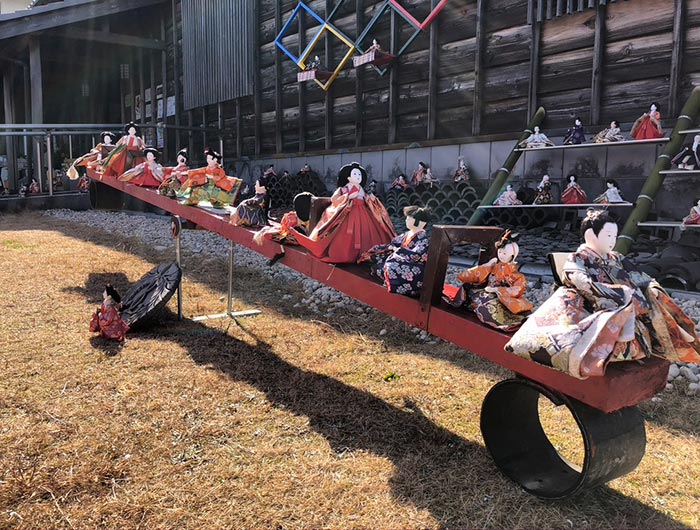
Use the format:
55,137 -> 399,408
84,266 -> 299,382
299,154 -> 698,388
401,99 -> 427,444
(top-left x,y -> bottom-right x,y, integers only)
337,162 -> 368,188
419,161 -> 428,169
581,208 -> 617,238
403,205 -> 433,223
124,121 -> 139,134
605,178 -> 619,187
204,148 -> 222,162
495,229 -> 520,249
105,283 -> 121,304
101,131 -> 116,142
176,148 -> 189,162
293,192 -> 313,222
143,147 -> 159,162
568,174 -> 578,182
611,120 -> 620,128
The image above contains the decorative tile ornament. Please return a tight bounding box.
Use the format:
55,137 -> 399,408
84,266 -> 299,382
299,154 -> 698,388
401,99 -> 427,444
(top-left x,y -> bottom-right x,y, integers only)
388,0 -> 449,30
274,2 -> 326,64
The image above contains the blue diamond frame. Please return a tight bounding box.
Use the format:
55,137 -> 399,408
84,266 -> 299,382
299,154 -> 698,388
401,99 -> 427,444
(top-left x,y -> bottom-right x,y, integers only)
274,2 -> 326,65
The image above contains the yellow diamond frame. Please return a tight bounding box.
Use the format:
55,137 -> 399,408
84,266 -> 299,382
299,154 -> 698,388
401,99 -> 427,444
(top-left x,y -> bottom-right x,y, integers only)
298,23 -> 356,91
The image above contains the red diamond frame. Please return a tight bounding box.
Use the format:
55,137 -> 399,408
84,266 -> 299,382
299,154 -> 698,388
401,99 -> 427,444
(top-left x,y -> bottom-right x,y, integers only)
388,0 -> 449,30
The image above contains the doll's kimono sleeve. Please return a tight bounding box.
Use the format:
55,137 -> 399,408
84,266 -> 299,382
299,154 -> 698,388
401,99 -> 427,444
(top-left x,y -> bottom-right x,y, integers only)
457,262 -> 493,286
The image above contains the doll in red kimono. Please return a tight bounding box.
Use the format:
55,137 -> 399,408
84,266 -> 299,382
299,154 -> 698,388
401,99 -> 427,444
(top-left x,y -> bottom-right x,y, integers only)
560,175 -> 587,204
631,102 -> 664,140
158,149 -> 190,197
293,162 -> 396,263
102,122 -> 146,177
118,147 -> 164,187
67,131 -> 117,180
89,284 -> 129,341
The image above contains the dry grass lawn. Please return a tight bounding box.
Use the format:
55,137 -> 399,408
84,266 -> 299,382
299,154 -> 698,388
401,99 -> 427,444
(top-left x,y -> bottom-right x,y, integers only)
0,211 -> 699,529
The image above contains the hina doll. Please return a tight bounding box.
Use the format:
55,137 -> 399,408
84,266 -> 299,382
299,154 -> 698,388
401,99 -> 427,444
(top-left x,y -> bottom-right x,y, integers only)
158,149 -> 190,197
358,205 -> 432,297
672,135 -> 700,170
493,184 -> 522,206
118,147 -> 164,187
533,175 -> 553,205
505,209 -> 700,378
177,148 -> 242,209
253,192 -> 312,263
593,120 -> 625,143
66,131 -> 117,180
292,162 -> 396,263
230,176 -> 269,227
102,122 -> 146,177
446,230 -> 533,332
631,102 -> 664,140
28,178 -> 40,194
560,175 -> 587,204
519,126 -> 554,148
453,157 -> 470,183
681,198 -> 700,230
411,162 -> 429,186
77,174 -> 90,193
89,284 -> 129,342
390,174 -> 408,191
563,118 -> 586,145
594,179 -> 624,204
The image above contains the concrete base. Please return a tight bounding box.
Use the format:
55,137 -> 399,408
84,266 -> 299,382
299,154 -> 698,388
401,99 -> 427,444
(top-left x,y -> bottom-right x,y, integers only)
0,191 -> 91,213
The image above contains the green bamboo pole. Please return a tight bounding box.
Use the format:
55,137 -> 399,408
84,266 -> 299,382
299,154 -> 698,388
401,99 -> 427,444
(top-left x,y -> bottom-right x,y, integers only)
467,106 -> 547,225
615,86 -> 700,254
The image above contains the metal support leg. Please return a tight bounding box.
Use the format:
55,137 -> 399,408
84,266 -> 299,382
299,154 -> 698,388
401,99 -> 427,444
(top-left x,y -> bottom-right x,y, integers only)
174,217 -> 183,320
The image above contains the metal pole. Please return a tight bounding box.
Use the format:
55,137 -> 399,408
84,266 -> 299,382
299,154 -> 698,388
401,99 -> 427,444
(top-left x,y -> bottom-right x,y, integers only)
46,133 -> 53,196
35,140 -> 42,192
172,216 -> 183,320
68,135 -> 73,159
227,240 -> 234,315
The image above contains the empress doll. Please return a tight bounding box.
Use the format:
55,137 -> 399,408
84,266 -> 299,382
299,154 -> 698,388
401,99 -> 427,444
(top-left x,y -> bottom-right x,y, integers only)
446,230 -> 533,332
230,176 -> 269,227
158,149 -> 190,197
533,175 -> 553,205
89,284 -> 129,341
66,131 -> 117,180
177,148 -> 242,209
593,120 -> 625,143
594,179 -> 624,204
560,175 -> 587,204
412,161 -> 437,188
102,122 -> 146,177
519,126 -> 554,148
630,102 -> 664,140
358,205 -> 432,297
390,174 -> 408,191
506,209 -> 700,378
118,147 -> 164,187
681,198 -> 700,231
563,118 -> 586,145
493,184 -> 522,206
453,157 -> 470,183
292,162 -> 396,263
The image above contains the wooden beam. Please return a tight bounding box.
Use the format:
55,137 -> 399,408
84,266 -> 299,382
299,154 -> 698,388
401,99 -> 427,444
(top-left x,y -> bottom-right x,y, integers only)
427,0 -> 439,140
253,0 -> 262,156
472,0 -> 485,136
139,48 -> 145,126
161,10 -> 168,160
388,8 -> 399,144
3,65 -> 17,189
355,0 -> 364,148
235,99 -> 242,159
590,2 -> 605,126
298,8 -> 306,153
669,0 -> 685,117
46,28 -> 166,50
171,0 -> 180,150
527,3 -> 541,119
188,109 -> 194,157
325,0 -> 333,150
29,36 -> 42,123
0,0 -> 168,40
129,51 -> 136,122
274,0 -> 283,153
150,49 -> 156,146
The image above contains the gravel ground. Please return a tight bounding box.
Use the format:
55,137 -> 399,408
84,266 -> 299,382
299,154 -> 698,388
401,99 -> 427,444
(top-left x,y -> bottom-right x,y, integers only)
43,208 -> 700,394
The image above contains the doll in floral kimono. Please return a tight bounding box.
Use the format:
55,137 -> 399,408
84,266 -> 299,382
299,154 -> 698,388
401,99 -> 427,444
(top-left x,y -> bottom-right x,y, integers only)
563,117 -> 586,145
593,120 -> 625,143
390,174 -> 408,191
681,198 -> 700,230
177,148 -> 242,209
519,126 -> 554,148
358,205 -> 433,297
67,131 -> 117,180
560,175 -> 587,204
631,102 -> 664,140
293,162 -> 396,263
453,157 -> 470,183
230,175 -> 270,227
118,147 -> 164,187
89,284 -> 129,341
493,184 -> 522,206
506,209 -> 700,378
102,122 -> 146,177
533,175 -> 553,204
447,230 -> 533,331
158,149 -> 190,197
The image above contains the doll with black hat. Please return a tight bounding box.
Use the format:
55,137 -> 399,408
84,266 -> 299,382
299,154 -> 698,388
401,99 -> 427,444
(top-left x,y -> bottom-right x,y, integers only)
177,148 -> 242,209
447,229 -> 532,332
118,147 -> 164,187
102,122 -> 146,177
358,205 -> 433,297
89,284 -> 129,341
158,149 -> 190,197
292,162 -> 395,263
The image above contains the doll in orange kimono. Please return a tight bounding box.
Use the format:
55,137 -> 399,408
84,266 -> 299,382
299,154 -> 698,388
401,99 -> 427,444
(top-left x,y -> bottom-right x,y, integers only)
630,102 -> 664,140
102,122 -> 146,177
66,131 -> 117,180
158,149 -> 190,197
89,284 -> 129,341
177,148 -> 241,208
293,162 -> 396,263
118,147 -> 164,187
447,230 -> 533,332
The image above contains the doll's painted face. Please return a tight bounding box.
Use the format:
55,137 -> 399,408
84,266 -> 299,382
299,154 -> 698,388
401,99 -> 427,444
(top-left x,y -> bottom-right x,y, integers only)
127,126 -> 136,136
607,181 -> 615,189
534,126 -> 540,133
586,222 -> 618,257
348,168 -> 363,185
405,215 -> 426,232
575,119 -> 581,126
506,184 -> 512,191
255,180 -> 266,194
103,135 -> 113,145
497,242 -> 518,263
569,175 -> 576,183
650,104 -> 657,112
146,152 -> 155,162
610,121 -> 617,128
102,289 -> 109,301
206,154 -> 216,166
177,154 -> 186,165
542,175 -> 550,183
